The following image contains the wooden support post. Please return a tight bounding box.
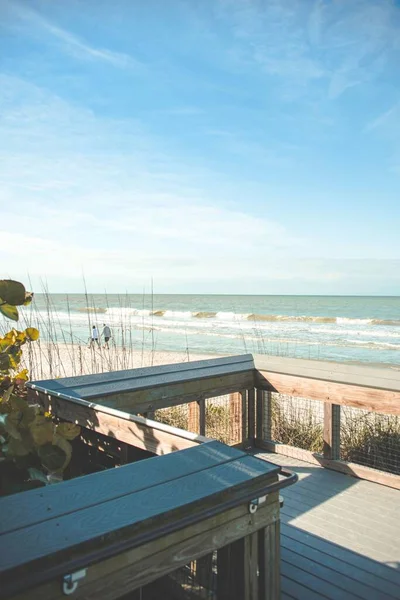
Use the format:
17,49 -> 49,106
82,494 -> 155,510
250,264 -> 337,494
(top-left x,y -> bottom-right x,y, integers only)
188,401 -> 199,434
217,533 -> 259,600
247,388 -> 256,443
258,518 -> 280,600
229,392 -> 242,444
241,390 -> 247,444
256,389 -> 264,442
263,391 -> 272,441
199,399 -> 206,436
324,403 -> 341,460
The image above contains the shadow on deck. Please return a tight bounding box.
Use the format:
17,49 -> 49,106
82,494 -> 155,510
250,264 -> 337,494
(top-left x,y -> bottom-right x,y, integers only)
255,451 -> 400,600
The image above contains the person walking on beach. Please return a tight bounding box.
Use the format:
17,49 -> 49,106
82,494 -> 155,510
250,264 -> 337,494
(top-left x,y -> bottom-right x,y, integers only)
102,323 -> 112,349
89,325 -> 100,348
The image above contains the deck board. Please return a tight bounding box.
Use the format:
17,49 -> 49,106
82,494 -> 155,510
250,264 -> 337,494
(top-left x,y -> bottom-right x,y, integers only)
254,451 -> 400,600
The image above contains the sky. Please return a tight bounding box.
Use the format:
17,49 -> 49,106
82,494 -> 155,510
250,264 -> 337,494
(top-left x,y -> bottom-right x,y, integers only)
0,0 -> 399,295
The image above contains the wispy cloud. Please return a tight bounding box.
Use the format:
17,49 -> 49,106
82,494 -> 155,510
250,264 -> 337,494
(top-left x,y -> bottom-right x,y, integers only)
214,0 -> 399,100
5,1 -> 140,69
365,103 -> 400,132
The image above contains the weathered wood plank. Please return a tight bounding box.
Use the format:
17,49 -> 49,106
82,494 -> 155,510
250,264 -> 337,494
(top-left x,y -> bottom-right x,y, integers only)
16,495 -> 278,600
0,441 -> 245,536
256,388 -> 264,441
29,355 -> 255,393
247,388 -> 256,441
241,390 -> 247,443
27,356 -> 255,403
199,399 -> 206,436
256,370 -> 400,415
34,392 -> 209,457
29,372 -> 255,414
258,518 -> 280,600
280,535 -> 398,600
230,392 -> 242,444
323,403 -> 340,460
188,401 -> 199,433
1,456 -> 279,585
254,355 -> 400,392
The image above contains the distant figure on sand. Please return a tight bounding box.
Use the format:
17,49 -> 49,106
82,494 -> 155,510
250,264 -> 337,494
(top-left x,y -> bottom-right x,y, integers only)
89,325 -> 100,348
102,324 -> 112,348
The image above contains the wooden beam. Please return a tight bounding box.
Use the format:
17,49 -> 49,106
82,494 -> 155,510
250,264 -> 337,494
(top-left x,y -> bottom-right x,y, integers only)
229,392 -> 242,445
256,370 -> 400,416
115,371 -> 254,413
241,390 -> 247,443
199,399 -> 206,436
33,391 -> 208,457
323,403 -> 341,460
256,388 -> 264,441
254,355 -> 400,392
188,401 -> 199,434
247,388 -> 256,441
255,440 -> 400,490
258,518 -> 280,600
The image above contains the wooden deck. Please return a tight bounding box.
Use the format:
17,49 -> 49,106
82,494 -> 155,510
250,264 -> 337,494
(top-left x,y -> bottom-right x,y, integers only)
254,451 -> 400,600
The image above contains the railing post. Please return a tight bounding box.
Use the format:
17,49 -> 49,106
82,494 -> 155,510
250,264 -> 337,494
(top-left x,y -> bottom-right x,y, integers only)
229,392 -> 242,444
241,390 -> 247,444
199,398 -> 206,436
256,389 -> 264,441
247,388 -> 255,442
324,403 -> 341,460
258,519 -> 280,600
188,401 -> 199,434
263,390 -> 272,441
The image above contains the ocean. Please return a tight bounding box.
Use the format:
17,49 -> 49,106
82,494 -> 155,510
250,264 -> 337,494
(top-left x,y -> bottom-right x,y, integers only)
16,294 -> 400,367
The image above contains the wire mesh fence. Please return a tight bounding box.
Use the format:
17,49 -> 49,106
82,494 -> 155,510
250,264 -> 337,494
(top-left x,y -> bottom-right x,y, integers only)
205,394 -> 241,445
153,404 -> 189,431
153,394 -> 242,446
340,407 -> 400,475
268,393 -> 324,453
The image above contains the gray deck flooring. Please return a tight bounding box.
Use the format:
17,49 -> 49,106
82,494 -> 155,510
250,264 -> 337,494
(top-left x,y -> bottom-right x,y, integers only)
254,451 -> 400,600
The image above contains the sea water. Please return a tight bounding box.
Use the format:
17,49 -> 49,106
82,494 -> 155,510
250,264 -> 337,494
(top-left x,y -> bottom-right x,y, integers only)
16,294 -> 400,367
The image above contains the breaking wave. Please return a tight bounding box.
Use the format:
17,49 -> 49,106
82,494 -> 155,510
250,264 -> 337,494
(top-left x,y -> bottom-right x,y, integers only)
75,307 -> 400,327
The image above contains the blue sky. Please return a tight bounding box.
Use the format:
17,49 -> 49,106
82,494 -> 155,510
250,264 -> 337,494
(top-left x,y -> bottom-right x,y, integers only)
0,0 -> 399,295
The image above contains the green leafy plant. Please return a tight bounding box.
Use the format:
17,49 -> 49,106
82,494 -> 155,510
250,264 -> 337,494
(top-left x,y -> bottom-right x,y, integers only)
0,279 -> 80,495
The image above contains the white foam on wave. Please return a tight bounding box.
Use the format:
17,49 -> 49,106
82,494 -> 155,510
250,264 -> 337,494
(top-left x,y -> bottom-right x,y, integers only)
163,310 -> 192,318
215,311 -> 250,321
346,339 -> 400,350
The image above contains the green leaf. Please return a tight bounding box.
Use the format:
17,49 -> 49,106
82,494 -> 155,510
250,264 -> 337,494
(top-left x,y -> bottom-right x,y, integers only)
38,443 -> 66,472
0,303 -> 19,322
0,280 -> 26,306
23,292 -> 34,306
0,353 -> 10,371
25,327 -> 40,341
27,467 -> 49,484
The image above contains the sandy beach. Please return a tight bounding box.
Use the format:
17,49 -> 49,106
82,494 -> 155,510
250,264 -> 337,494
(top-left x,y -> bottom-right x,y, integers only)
23,341 -> 219,381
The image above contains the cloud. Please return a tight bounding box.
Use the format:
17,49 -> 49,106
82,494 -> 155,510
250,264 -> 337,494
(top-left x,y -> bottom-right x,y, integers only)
214,0 -> 399,100
365,103 -> 400,132
4,0 -> 139,69
0,75 -> 308,290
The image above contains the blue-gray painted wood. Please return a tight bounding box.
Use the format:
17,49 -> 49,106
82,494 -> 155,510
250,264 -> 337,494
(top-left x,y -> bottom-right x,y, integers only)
0,441 -> 257,536
255,450 -> 400,600
1,452 -> 278,574
27,355 -> 255,400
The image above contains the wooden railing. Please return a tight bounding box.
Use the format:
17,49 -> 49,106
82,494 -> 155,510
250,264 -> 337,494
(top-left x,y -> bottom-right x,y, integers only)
253,355 -> 400,489
27,353 -> 400,489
